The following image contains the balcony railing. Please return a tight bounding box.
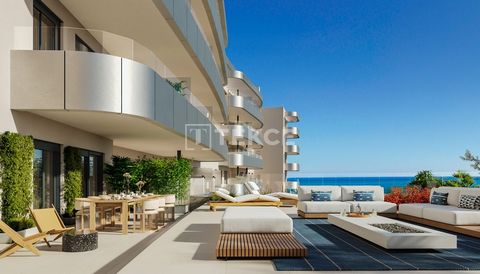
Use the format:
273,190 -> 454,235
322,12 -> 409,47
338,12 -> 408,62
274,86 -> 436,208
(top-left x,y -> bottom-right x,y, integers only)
285,111 -> 300,123
228,151 -> 263,169
286,163 -> 300,172
285,127 -> 299,139
286,144 -> 300,155
227,92 -> 263,128
21,26 -> 214,119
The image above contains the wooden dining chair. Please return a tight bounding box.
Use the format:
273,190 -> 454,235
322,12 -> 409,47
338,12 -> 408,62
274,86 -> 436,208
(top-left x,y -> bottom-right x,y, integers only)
0,220 -> 46,259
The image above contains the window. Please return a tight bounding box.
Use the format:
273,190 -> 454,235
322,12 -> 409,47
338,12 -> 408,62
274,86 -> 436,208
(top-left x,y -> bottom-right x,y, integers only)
33,0 -> 61,50
75,35 -> 94,52
33,140 -> 61,211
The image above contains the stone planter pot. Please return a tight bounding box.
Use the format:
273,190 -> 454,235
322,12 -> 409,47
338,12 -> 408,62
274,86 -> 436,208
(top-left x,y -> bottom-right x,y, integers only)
0,233 -> 11,244
175,204 -> 189,214
0,227 -> 39,244
62,216 -> 76,226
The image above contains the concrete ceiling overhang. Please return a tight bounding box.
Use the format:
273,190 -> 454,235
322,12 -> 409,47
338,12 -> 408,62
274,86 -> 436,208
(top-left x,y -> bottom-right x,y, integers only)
29,110 -> 225,162
59,0 -> 226,123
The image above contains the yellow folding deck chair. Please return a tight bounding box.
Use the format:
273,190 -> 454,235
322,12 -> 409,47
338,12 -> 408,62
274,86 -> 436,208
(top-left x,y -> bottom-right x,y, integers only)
0,220 -> 46,259
29,206 -> 74,247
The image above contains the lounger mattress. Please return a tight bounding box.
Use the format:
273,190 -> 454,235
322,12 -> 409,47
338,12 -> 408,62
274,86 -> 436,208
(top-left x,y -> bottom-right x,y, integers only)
221,206 -> 293,233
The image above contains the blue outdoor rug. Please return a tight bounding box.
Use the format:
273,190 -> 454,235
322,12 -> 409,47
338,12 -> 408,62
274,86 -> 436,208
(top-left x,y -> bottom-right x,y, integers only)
273,218 -> 480,271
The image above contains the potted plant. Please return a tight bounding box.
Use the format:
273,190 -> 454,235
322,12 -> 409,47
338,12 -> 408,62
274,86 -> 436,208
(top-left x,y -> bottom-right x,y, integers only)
62,147 -> 82,225
62,170 -> 82,225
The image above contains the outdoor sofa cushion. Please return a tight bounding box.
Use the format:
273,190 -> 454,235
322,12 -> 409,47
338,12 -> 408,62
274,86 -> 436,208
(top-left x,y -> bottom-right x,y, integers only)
297,201 -> 351,213
423,205 -> 480,225
341,186 -> 384,201
298,186 -> 342,201
398,203 -> 446,218
346,201 -> 397,213
221,206 -> 292,233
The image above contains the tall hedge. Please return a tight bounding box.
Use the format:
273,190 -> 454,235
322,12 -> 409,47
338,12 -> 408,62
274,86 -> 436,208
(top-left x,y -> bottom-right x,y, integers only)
63,146 -> 82,216
0,132 -> 34,224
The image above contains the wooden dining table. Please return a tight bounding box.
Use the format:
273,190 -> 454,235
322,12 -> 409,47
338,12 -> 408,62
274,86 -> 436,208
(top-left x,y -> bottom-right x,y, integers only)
78,195 -> 161,234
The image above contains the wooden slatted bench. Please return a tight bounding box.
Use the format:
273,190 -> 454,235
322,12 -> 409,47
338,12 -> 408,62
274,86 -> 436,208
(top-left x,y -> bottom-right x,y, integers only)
216,233 -> 307,258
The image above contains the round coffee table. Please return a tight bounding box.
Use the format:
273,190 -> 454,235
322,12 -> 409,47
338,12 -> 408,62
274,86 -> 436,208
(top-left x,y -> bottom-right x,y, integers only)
62,230 -> 98,252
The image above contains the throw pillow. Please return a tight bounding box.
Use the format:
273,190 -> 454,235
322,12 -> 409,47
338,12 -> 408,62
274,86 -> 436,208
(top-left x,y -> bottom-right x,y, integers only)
459,194 -> 477,209
311,190 -> 332,201
430,191 -> 448,205
353,190 -> 374,201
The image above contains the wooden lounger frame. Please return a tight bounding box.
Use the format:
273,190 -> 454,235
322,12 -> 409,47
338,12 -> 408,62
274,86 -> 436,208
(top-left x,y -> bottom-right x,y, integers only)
209,200 -> 281,211
216,233 -> 307,258
279,198 -> 298,206
297,210 -> 397,219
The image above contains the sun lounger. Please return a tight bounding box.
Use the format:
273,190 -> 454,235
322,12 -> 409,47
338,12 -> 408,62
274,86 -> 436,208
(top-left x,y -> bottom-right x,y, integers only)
0,220 -> 46,259
209,190 -> 281,211
244,181 -> 299,206
30,207 -> 74,247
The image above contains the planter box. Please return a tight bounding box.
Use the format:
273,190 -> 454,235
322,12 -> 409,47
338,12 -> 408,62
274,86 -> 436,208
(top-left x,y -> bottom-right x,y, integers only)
0,227 -> 39,244
175,204 -> 189,214
0,233 -> 11,244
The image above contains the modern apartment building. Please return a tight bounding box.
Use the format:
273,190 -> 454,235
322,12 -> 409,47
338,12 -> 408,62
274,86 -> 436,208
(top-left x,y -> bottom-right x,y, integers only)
259,107 -> 300,192
1,0 -> 233,211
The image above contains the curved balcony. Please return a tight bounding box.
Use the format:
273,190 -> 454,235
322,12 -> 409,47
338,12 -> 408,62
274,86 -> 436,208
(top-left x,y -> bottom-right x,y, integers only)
286,163 -> 300,172
228,95 -> 263,129
285,127 -> 300,139
286,144 -> 300,155
58,1 -> 228,122
228,152 -> 263,170
223,124 -> 263,149
227,69 -> 262,107
285,111 -> 299,122
10,50 -> 228,161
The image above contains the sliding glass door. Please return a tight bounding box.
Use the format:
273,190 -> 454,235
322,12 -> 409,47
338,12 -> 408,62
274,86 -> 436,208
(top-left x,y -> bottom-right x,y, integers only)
80,150 -> 104,197
33,140 -> 60,210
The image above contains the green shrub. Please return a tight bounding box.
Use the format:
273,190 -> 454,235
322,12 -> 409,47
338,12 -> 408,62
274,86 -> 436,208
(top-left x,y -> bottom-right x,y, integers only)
131,158 -> 192,201
0,132 -> 34,224
63,147 -> 82,217
105,156 -> 135,192
64,170 -> 82,216
408,170 -> 441,188
5,217 -> 35,231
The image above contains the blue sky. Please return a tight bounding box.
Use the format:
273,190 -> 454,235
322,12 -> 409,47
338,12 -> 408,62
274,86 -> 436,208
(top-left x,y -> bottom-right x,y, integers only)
225,0 -> 480,177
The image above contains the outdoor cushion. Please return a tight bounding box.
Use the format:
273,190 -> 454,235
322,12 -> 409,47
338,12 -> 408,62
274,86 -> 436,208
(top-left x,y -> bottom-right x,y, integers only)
353,190 -> 374,201
341,186 -> 384,201
235,194 -> 261,203
398,203 -> 445,218
217,188 -> 230,195
346,201 -> 397,213
311,191 -> 332,201
244,182 -> 261,195
268,192 -> 298,200
258,195 -> 280,202
431,187 -> 461,206
431,191 -> 449,205
423,205 -> 480,225
215,191 -> 236,202
297,201 -> 351,213
458,194 -> 478,209
221,206 -> 292,233
298,186 -> 342,201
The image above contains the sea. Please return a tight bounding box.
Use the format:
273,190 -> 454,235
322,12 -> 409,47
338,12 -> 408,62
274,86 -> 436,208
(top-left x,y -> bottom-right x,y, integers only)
287,176 -> 480,193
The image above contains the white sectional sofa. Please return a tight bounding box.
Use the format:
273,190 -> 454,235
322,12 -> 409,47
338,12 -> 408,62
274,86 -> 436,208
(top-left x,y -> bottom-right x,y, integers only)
399,187 -> 480,226
297,185 -> 397,218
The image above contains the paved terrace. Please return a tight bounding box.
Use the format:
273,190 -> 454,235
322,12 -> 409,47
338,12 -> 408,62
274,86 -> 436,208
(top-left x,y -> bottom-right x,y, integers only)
0,205 -> 479,274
